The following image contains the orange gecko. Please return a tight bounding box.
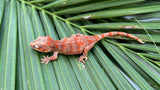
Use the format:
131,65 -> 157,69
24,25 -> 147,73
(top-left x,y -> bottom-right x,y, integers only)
30,32 -> 144,65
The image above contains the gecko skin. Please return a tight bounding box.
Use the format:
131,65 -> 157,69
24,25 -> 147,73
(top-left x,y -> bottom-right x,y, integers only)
30,32 -> 145,65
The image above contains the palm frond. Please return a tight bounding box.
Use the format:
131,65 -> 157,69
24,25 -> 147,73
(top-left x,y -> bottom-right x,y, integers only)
0,0 -> 160,89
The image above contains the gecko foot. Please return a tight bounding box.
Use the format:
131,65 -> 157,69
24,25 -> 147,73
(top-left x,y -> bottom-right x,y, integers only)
41,56 -> 50,65
78,56 -> 88,64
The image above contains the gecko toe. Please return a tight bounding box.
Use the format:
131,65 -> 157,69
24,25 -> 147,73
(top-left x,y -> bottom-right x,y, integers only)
41,56 -> 50,65
84,57 -> 88,61
41,61 -> 44,63
78,60 -> 85,64
43,56 -> 46,58
41,59 -> 49,65
78,56 -> 87,64
45,61 -> 49,65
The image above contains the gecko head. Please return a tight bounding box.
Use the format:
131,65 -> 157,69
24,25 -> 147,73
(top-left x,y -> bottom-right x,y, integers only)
30,36 -> 56,52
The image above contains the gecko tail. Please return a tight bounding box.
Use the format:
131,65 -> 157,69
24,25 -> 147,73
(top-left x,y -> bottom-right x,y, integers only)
96,32 -> 145,43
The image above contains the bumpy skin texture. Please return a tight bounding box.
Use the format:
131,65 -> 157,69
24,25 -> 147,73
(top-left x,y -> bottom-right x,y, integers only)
30,32 -> 145,65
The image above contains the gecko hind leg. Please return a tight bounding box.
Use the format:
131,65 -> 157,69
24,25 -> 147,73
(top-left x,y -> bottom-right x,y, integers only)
78,42 -> 96,64
41,51 -> 58,65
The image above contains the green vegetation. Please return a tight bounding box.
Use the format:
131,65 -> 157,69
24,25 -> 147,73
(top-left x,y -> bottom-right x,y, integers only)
0,0 -> 160,89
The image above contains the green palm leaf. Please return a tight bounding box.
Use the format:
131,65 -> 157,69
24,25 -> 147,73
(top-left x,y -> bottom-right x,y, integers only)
0,0 -> 160,90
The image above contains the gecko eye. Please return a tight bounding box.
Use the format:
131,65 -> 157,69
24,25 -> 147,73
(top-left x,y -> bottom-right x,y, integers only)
35,45 -> 39,48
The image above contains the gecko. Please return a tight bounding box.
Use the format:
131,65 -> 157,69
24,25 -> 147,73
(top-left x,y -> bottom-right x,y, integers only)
30,32 -> 145,65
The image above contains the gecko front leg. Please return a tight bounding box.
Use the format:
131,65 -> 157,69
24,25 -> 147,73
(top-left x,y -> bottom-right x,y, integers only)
41,51 -> 58,65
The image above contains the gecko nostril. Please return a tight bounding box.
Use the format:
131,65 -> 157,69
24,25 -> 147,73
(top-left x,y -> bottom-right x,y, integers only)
30,43 -> 34,47
30,43 -> 32,46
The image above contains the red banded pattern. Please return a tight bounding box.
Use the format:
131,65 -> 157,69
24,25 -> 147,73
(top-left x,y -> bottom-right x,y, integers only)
96,31 -> 144,43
